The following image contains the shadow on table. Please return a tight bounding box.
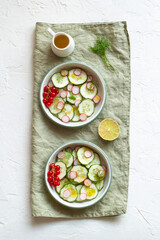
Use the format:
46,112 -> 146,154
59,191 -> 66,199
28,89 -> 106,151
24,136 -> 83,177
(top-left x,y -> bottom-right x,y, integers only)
31,215 -> 121,226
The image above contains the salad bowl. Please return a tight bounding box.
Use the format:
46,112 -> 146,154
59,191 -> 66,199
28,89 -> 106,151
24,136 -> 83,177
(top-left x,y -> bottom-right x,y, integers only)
40,61 -> 107,128
45,140 -> 112,209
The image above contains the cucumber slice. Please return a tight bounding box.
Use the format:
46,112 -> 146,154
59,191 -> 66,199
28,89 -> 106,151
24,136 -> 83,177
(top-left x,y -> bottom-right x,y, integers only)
68,69 -> 87,85
56,178 -> 70,193
67,166 -> 72,173
67,171 -> 77,185
78,99 -> 95,117
57,150 -> 73,168
77,147 -> 94,165
60,184 -> 78,202
80,83 -> 97,99
58,103 -> 74,121
49,97 -> 64,115
72,150 -> 77,160
65,147 -> 73,153
51,73 -> 69,88
67,92 -> 82,104
96,180 -> 104,191
88,165 -> 106,182
80,183 -> 98,200
68,165 -> 88,184
72,107 -> 80,122
76,185 -> 83,202
55,161 -> 66,179
86,153 -> 101,168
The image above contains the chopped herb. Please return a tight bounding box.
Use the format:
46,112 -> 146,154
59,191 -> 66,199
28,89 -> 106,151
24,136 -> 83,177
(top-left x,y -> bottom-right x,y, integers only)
89,35 -> 115,72
69,95 -> 76,100
56,74 -> 63,83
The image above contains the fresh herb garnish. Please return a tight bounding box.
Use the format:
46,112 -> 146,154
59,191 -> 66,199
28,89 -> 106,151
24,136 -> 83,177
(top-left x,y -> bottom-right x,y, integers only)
56,74 -> 63,83
89,35 -> 115,72
69,94 -> 76,100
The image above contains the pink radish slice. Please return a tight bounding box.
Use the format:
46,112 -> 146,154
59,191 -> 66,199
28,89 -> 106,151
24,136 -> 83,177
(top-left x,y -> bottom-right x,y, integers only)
102,165 -> 107,171
58,151 -> 65,159
87,75 -> 93,81
84,179 -> 92,187
60,90 -> 67,99
61,115 -> 70,123
56,101 -> 64,110
80,193 -> 87,201
73,68 -> 82,76
69,171 -> 77,179
75,99 -> 81,107
75,146 -> 80,151
48,80 -> 53,87
66,147 -> 72,152
72,86 -> 80,95
79,113 -> 87,121
98,169 -> 105,178
67,84 -> 73,92
74,158 -> 80,165
93,95 -> 101,104
60,69 -> 68,77
84,150 -> 92,158
86,82 -> 94,91
63,189 -> 71,199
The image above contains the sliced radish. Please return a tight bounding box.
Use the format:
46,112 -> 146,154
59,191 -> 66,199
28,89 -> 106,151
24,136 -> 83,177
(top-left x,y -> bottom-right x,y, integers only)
87,75 -> 93,81
60,90 -> 67,99
58,151 -> 65,159
84,150 -> 92,158
73,68 -> 82,76
72,86 -> 80,95
93,95 -> 101,104
48,80 -> 53,87
56,101 -> 64,110
98,169 -> 105,178
86,82 -> 95,91
60,69 -> 68,77
75,146 -> 81,151
80,193 -> 87,201
69,171 -> 77,179
75,99 -> 81,107
61,115 -> 70,123
66,147 -> 72,152
74,158 -> 80,165
63,189 -> 71,199
67,84 -> 73,92
84,178 -> 92,187
79,113 -> 87,121
102,165 -> 107,171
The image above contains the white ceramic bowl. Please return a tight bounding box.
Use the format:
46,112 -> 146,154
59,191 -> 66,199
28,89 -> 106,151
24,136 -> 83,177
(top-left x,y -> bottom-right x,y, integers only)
45,140 -> 112,209
40,61 -> 107,128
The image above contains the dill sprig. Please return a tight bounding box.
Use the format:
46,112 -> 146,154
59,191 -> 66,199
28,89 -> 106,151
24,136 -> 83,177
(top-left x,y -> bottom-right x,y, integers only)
89,36 -> 115,72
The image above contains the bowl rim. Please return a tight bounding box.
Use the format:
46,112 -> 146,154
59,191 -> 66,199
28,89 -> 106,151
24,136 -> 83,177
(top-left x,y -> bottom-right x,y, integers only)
39,60 -> 107,128
44,140 -> 112,209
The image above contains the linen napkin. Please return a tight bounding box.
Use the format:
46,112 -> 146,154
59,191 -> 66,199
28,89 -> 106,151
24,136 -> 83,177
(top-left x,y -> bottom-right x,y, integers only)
31,21 -> 131,218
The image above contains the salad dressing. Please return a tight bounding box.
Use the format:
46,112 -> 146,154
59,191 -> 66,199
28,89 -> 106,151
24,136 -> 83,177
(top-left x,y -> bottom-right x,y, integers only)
54,34 -> 69,49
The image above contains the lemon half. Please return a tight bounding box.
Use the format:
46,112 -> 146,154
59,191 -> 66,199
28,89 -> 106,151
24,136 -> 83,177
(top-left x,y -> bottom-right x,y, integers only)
98,118 -> 120,141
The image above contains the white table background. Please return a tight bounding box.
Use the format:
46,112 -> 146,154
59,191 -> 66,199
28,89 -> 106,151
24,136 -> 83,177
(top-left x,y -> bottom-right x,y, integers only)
0,0 -> 160,239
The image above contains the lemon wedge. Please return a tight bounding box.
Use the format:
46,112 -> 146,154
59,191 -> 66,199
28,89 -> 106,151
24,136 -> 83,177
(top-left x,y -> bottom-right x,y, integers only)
98,118 -> 120,141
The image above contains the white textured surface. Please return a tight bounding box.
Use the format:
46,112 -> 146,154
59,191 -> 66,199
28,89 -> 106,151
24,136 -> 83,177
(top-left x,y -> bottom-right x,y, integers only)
0,0 -> 160,239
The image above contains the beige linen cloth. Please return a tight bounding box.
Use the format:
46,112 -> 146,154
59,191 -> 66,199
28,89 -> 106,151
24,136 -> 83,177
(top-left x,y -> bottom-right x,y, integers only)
31,21 -> 130,218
